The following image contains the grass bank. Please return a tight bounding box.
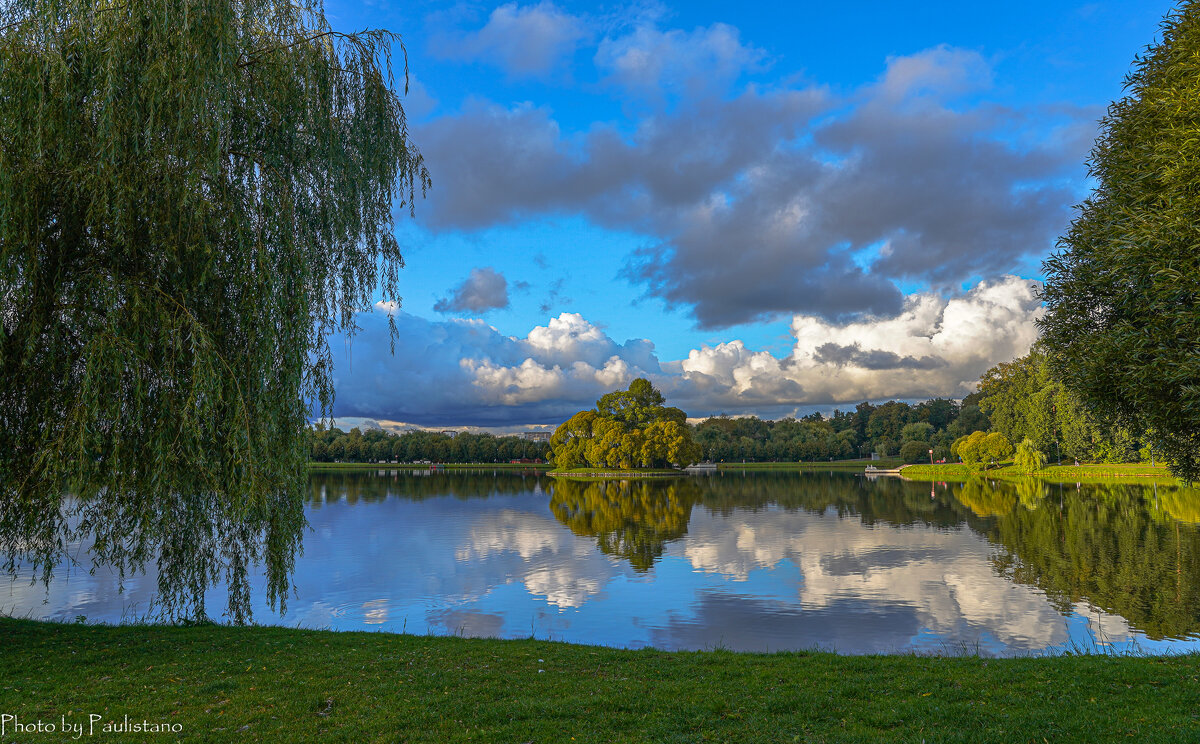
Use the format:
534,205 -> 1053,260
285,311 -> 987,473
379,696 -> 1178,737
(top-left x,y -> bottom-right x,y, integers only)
1,619 -> 1197,742
549,467 -> 682,478
901,462 -> 1185,485
716,459 -> 904,471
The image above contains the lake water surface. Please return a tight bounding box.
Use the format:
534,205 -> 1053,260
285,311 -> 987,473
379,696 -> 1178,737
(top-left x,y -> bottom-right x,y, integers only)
8,470 -> 1200,656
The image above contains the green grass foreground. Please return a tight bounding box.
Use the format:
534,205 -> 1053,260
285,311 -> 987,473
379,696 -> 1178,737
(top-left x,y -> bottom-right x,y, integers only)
901,462 -> 1183,484
2,619 -> 1198,742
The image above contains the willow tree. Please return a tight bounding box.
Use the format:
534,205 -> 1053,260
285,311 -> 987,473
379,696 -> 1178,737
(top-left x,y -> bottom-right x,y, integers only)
1039,3 -> 1200,483
0,0 -> 428,621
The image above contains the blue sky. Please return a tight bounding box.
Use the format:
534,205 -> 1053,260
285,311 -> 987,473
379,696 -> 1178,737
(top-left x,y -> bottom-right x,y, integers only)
317,0 -> 1174,431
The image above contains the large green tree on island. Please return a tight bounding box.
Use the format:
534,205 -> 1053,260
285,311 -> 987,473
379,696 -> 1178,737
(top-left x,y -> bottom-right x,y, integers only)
550,379 -> 701,469
1040,3 -> 1200,483
0,0 -> 427,621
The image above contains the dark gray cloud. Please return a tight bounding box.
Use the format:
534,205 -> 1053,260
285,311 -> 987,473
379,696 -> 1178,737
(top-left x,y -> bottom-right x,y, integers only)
415,87 -> 823,229
434,267 -> 510,314
813,343 -> 948,371
538,277 -> 567,314
646,592 -> 922,653
414,45 -> 1092,327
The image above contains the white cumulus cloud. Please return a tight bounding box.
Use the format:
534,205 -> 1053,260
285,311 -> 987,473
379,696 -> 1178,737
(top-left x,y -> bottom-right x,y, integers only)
330,277 -> 1040,427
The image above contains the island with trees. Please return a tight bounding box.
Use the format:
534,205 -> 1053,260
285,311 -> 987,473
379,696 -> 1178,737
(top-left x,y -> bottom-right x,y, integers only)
548,378 -> 701,475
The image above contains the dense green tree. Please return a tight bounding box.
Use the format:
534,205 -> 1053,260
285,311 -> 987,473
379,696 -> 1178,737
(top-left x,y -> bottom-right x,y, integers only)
899,440 -> 931,464
0,0 -> 428,621
978,347 -> 1138,464
306,428 -> 549,464
595,378 -> 686,428
1013,438 -> 1048,473
866,401 -> 914,443
692,400 -> 975,463
1039,4 -> 1200,483
900,422 -> 934,442
914,398 -> 958,431
947,404 -> 989,439
981,433 -> 1015,467
549,411 -> 600,469
953,431 -> 988,468
550,379 -> 699,469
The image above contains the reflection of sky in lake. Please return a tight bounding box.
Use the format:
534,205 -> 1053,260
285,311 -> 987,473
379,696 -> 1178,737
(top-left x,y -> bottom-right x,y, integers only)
6,472 -> 1200,656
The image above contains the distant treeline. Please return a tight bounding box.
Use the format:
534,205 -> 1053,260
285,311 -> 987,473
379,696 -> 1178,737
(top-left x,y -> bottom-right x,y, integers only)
308,397 -> 989,465
307,427 -> 550,464
693,397 -> 988,463
694,345 -> 1162,466
310,344 -> 1155,467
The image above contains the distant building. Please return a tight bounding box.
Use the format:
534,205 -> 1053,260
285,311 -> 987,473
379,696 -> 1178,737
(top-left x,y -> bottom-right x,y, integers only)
522,431 -> 552,442
441,430 -> 460,438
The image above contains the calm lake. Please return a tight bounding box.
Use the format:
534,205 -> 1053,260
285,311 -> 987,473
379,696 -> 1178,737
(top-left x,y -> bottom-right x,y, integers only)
8,470 -> 1200,656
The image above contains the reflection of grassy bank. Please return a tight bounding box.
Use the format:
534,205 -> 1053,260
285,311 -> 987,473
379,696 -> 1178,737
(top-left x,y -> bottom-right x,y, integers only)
2,618 -> 1197,742
902,463 -> 1181,484
549,468 -> 683,478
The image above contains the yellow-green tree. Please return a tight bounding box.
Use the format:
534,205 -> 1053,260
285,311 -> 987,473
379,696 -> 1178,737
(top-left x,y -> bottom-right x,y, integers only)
549,411 -> 598,468
1013,438 -> 1048,473
952,431 -> 988,468
550,379 -> 700,469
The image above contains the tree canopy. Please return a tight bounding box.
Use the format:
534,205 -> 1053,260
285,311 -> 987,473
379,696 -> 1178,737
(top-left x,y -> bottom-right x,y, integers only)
976,346 -> 1140,465
0,0 -> 427,621
550,379 -> 701,469
1039,3 -> 1200,483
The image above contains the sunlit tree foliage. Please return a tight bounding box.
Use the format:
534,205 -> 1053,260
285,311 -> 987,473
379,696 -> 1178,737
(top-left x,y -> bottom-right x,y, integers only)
550,379 -> 700,469
1040,3 -> 1200,482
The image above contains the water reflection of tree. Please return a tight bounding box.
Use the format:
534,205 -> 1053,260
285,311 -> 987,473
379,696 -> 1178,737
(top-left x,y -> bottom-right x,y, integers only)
1153,488 -> 1200,525
307,470 -> 550,505
955,478 -> 1018,517
981,482 -> 1200,639
548,479 -> 700,571
306,469 -> 1200,639
693,471 -> 966,528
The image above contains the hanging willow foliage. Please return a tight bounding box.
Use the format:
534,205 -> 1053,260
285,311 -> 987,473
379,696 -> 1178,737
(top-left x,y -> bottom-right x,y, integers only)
0,0 -> 428,622
1039,3 -> 1199,484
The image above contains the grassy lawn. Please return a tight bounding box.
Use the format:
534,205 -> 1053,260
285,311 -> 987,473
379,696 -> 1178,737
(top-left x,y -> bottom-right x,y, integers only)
901,462 -> 1184,484
1,619 -> 1197,742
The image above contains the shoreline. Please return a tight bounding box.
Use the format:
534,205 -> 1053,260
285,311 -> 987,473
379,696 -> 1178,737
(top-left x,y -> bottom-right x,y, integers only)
548,468 -> 685,478
900,462 -> 1185,485
300,461 -> 1190,485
